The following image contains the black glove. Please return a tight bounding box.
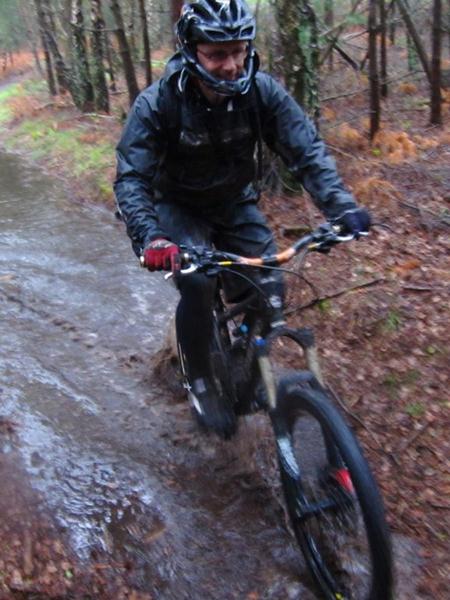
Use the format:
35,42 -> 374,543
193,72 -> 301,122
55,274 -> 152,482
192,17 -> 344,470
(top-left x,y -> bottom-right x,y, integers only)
334,208 -> 371,239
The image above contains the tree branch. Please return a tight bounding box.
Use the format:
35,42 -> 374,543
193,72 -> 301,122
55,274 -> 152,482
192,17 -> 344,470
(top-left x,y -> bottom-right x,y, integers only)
292,278 -> 385,313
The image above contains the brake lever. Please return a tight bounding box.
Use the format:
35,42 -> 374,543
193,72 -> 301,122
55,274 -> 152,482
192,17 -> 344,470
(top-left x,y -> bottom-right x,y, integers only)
164,263 -> 198,280
335,231 -> 369,242
313,229 -> 368,252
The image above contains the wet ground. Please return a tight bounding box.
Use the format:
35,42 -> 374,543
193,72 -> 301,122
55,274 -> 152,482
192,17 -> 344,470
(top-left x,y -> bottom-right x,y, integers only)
0,150 -> 421,598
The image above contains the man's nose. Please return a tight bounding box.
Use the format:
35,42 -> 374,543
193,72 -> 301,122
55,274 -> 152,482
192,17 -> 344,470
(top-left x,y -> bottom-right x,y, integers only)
220,54 -> 239,76
222,54 -> 237,69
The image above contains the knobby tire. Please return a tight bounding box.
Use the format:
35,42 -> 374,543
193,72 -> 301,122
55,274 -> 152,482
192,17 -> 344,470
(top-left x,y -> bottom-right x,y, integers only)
271,374 -> 393,600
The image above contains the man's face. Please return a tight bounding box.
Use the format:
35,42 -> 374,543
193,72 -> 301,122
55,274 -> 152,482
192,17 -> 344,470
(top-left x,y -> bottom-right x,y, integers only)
196,40 -> 248,82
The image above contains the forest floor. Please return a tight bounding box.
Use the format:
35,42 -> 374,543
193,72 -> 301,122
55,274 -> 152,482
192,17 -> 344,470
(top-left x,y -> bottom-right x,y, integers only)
0,51 -> 449,598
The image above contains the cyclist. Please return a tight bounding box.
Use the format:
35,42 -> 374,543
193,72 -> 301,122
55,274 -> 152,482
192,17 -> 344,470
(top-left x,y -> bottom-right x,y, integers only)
114,0 -> 370,438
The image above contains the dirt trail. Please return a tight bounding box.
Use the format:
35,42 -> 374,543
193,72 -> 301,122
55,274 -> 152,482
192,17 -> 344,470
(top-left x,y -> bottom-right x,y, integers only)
0,149 -> 312,598
0,149 -> 422,598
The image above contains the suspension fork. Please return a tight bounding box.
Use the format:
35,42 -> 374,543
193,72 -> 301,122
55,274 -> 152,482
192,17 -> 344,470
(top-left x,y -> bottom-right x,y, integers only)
255,337 -> 278,410
293,328 -> 324,386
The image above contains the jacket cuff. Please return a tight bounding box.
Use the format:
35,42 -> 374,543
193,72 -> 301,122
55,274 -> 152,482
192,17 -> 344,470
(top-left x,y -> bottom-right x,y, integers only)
143,230 -> 171,249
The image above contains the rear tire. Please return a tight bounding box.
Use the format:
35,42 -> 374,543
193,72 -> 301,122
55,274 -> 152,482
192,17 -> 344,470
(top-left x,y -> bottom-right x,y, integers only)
271,374 -> 393,600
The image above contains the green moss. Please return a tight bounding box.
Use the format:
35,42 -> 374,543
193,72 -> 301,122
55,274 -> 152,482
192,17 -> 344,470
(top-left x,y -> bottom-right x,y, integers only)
383,310 -> 403,332
383,372 -> 400,388
405,402 -> 426,418
317,299 -> 332,313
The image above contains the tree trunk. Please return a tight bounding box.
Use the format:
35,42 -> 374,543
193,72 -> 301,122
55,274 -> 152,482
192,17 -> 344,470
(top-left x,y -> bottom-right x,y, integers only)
43,34 -> 57,95
171,0 -> 183,47
110,0 -> 140,106
380,0 -> 388,97
103,29 -> 117,92
90,0 -> 110,113
388,0 -> 396,44
33,0 -> 58,95
31,42 -> 44,77
302,1 -> 320,122
274,0 -> 320,117
19,3 -> 44,77
430,0 -> 442,124
138,0 -> 152,87
406,32 -> 418,72
128,0 -> 138,61
43,0 -> 70,92
395,0 -> 432,83
447,0 -> 450,58
324,0 -> 334,70
71,0 -> 95,112
368,0 -> 381,139
35,0 -> 70,93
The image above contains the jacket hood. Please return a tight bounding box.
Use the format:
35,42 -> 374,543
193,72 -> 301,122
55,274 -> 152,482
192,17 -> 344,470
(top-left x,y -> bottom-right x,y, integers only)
163,52 -> 185,82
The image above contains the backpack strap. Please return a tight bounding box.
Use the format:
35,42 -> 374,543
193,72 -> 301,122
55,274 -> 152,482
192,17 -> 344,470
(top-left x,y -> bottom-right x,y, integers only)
249,80 -> 264,191
158,75 -> 182,146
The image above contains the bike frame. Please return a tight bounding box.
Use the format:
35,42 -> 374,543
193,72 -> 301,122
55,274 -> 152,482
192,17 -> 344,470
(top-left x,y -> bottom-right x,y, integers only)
157,222 -> 361,414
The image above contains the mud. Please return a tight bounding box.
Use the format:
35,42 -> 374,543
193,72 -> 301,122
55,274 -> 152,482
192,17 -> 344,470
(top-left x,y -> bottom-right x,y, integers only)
0,150 -> 421,598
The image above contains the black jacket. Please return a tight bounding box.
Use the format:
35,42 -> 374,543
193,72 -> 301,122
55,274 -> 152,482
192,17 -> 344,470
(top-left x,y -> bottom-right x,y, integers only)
114,54 -> 357,255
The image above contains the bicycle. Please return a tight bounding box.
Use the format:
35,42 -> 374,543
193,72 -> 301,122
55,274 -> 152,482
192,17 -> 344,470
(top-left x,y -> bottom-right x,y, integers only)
151,222 -> 394,599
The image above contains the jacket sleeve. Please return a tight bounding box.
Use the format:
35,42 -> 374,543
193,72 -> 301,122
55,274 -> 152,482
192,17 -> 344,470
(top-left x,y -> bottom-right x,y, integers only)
114,85 -> 168,256
255,73 -> 357,220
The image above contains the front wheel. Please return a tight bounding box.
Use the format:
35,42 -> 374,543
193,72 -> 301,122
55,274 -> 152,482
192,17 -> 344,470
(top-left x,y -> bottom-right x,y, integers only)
271,374 -> 393,600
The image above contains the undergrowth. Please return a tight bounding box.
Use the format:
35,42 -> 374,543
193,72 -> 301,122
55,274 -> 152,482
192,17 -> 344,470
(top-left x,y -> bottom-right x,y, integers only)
0,82 -> 116,202
0,84 -> 23,126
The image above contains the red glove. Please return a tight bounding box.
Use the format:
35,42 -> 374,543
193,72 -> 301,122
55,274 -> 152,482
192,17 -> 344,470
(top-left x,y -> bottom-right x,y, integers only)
142,238 -> 180,271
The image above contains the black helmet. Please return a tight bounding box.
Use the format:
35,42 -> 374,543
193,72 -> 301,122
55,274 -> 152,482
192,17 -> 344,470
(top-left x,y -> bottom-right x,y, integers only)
176,0 -> 257,96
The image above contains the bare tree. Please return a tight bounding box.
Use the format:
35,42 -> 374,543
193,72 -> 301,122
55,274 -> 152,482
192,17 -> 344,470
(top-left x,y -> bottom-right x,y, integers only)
430,0 -> 442,124
447,0 -> 450,57
171,0 -> 183,46
34,0 -> 68,94
388,0 -> 396,44
395,0 -> 431,83
274,0 -> 320,117
110,0 -> 140,106
324,0 -> 334,70
368,0 -> 381,139
71,0 -> 95,112
380,0 -> 388,97
103,28 -> 117,93
127,0 -> 138,60
40,26 -> 57,95
43,0 -> 73,93
138,0 -> 152,87
91,0 -> 110,113
18,3 -> 44,77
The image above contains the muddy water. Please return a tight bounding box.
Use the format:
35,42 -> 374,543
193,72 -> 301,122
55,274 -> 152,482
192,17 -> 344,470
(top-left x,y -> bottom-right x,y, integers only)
0,151 -> 316,598
0,150 -> 421,599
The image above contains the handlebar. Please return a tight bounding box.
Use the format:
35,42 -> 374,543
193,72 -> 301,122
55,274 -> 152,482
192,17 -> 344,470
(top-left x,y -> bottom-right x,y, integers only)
140,222 -> 368,278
